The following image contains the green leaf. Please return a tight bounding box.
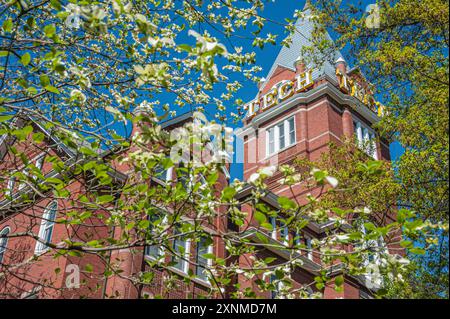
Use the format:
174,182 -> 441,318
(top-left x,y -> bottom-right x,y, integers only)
97,194 -> 114,204
202,253 -> 216,260
278,196 -> 296,210
2,19 -> 13,33
0,115 -> 13,122
40,74 -> 50,87
264,257 -> 277,264
138,220 -> 150,229
335,275 -> 344,287
85,264 -> 94,272
255,232 -> 269,244
45,85 -> 60,94
50,0 -> 62,10
221,186 -> 236,202
43,24 -> 56,38
254,211 -> 266,225
21,53 -> 31,66
178,44 -> 192,52
409,247 -> 426,255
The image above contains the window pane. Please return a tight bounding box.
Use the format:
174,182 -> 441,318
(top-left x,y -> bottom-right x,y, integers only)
145,245 -> 160,257
177,162 -> 190,189
36,202 -> 57,253
36,156 -> 45,171
288,117 -> 295,145
280,225 -> 289,243
7,177 -> 15,196
306,238 -> 312,260
278,122 -> 285,149
0,228 -> 10,264
268,128 -> 275,154
44,226 -> 53,243
146,212 -> 163,258
172,235 -> 187,271
196,238 -> 210,280
154,164 -> 168,181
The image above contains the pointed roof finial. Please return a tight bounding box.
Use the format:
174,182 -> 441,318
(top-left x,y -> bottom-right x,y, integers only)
294,54 -> 305,66
335,57 -> 346,65
303,0 -> 312,11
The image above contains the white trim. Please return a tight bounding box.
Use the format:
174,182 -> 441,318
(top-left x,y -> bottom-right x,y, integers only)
0,226 -> 10,264
145,214 -> 167,260
172,235 -> 191,274
352,117 -> 378,159
305,236 -> 313,260
6,176 -> 15,197
196,242 -> 213,282
34,201 -> 57,255
183,239 -> 191,274
265,115 -> 296,157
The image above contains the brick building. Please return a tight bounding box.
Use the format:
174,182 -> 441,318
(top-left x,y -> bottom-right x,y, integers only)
234,3 -> 391,299
0,3 -> 394,299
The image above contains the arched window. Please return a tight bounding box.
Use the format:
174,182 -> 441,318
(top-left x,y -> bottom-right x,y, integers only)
0,227 -> 10,264
35,201 -> 57,254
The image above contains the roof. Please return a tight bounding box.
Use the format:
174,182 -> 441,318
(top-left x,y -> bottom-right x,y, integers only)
259,5 -> 344,92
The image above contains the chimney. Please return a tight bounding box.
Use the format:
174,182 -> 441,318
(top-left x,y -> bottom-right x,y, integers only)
294,55 -> 306,73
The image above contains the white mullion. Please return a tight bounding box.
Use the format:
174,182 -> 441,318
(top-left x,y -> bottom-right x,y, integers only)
356,122 -> 363,146
274,125 -> 280,153
183,239 -> 191,273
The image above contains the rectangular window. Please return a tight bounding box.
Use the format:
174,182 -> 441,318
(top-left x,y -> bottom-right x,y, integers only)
6,176 -> 15,197
196,238 -> 213,282
266,116 -> 296,156
288,117 -> 295,145
36,155 -> 45,171
145,212 -> 165,259
294,231 -> 301,246
172,233 -> 190,273
0,134 -> 6,145
278,122 -> 285,150
0,227 -> 10,264
269,216 -> 277,240
268,128 -> 275,155
18,169 -> 29,190
35,201 -> 57,254
154,165 -> 172,183
280,224 -> 289,245
305,237 -> 313,260
270,274 -> 285,299
353,119 -> 377,159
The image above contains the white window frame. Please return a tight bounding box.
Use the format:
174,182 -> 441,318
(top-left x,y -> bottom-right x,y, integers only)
280,224 -> 289,246
195,240 -> 213,282
145,214 -> 167,260
266,116 -> 296,157
35,154 -> 45,171
353,119 -> 378,159
6,176 -> 15,197
35,201 -> 57,255
269,216 -> 277,240
154,165 -> 173,184
172,235 -> 191,274
18,168 -> 29,191
0,133 -> 7,145
0,226 -> 10,264
305,236 -> 313,260
270,273 -> 286,299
